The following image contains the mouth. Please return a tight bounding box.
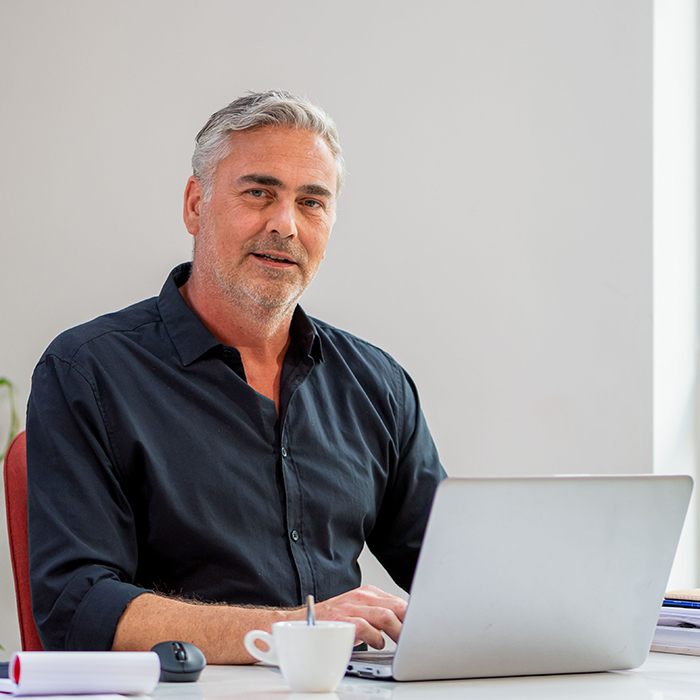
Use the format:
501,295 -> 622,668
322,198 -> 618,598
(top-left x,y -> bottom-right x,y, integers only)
252,252 -> 296,265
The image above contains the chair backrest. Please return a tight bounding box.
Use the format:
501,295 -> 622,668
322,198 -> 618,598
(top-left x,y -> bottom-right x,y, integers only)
4,430 -> 43,650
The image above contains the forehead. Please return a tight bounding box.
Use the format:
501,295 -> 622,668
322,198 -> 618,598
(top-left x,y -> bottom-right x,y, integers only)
216,126 -> 339,196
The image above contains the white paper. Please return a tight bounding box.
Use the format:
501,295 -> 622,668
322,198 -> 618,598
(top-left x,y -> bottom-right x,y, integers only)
651,626 -> 700,654
4,696 -> 137,700
658,607 -> 700,628
0,652 -> 160,696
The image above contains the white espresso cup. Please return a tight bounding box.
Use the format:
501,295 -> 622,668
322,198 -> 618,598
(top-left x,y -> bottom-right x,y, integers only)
244,620 -> 356,693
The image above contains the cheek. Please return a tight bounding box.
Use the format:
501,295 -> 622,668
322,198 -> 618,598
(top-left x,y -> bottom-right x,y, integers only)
306,231 -> 331,263
209,209 -> 262,249
307,216 -> 333,254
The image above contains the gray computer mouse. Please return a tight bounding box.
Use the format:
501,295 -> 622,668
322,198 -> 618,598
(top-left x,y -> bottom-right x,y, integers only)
151,641 -> 207,682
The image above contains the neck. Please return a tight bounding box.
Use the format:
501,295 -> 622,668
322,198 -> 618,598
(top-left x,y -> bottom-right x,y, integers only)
180,268 -> 295,352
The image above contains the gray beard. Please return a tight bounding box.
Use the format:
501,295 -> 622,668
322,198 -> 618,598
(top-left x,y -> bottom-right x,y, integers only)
193,235 -> 315,322
217,265 -> 306,309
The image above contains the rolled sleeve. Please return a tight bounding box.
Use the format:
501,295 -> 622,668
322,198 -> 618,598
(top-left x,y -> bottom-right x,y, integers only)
27,353 -> 151,650
66,575 -> 147,650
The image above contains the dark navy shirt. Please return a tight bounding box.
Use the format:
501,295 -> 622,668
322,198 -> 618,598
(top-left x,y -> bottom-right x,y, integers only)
27,263 -> 445,651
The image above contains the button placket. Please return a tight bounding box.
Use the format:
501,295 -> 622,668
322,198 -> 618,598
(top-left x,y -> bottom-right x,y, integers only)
280,421 -> 314,598
282,445 -> 298,542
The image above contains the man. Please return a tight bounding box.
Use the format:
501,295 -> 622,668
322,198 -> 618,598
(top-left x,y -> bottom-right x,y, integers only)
26,91 -> 445,663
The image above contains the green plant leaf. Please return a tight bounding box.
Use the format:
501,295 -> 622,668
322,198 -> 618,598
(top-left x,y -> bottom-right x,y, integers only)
1,377 -> 20,459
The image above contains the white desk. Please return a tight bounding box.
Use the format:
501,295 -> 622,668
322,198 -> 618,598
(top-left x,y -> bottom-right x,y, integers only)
152,652 -> 700,700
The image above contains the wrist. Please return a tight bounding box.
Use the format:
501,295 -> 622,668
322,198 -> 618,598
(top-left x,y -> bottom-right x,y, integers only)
278,605 -> 305,624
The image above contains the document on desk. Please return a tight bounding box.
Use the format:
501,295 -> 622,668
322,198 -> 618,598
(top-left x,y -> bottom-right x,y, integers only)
0,652 -> 160,696
665,588 -> 700,603
1,696 -> 127,700
652,626 -> 700,655
652,598 -> 700,655
657,605 -> 700,628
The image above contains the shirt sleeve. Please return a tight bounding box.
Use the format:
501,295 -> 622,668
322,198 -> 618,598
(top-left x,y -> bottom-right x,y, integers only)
366,367 -> 447,592
26,353 -> 151,651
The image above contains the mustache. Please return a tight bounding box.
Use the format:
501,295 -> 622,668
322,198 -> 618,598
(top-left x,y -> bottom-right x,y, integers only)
245,236 -> 307,264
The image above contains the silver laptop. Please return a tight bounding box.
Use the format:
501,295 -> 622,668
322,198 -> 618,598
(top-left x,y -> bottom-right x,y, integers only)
347,475 -> 692,681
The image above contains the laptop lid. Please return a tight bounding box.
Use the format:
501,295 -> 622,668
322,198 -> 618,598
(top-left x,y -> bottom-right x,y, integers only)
388,475 -> 691,681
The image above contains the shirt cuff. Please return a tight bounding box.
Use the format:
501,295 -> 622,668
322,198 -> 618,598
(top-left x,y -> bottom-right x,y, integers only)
65,578 -> 152,650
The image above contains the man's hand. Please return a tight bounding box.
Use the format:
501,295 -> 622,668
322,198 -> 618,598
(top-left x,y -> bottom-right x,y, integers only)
311,585 -> 407,649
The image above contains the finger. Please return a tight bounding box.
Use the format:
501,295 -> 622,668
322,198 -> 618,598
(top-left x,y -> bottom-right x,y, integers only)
364,592 -> 407,624
326,603 -> 402,643
340,586 -> 408,622
352,604 -> 403,643
347,616 -> 387,650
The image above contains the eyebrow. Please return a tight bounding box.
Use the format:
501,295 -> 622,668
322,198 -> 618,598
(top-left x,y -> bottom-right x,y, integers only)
238,174 -> 334,200
299,183 -> 334,199
238,174 -> 284,188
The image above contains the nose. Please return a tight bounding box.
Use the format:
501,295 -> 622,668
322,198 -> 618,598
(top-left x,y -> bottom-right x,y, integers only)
266,199 -> 298,238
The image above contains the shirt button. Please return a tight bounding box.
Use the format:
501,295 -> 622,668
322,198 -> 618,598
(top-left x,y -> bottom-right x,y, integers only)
223,349 -> 233,358
290,530 -> 299,542
281,447 -> 287,458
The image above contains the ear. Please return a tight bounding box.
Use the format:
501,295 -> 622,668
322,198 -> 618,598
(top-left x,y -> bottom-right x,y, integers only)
183,176 -> 204,235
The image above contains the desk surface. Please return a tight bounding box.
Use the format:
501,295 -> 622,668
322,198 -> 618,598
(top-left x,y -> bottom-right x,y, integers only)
152,651 -> 700,700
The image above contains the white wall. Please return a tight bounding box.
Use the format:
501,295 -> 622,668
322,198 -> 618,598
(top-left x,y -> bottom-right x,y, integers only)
0,0 -> 653,656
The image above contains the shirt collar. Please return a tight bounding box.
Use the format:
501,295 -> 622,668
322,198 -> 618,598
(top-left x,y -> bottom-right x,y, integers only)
157,262 -> 323,366
290,301 -> 324,364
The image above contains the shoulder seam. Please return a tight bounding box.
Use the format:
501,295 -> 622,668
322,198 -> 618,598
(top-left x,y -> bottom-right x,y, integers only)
311,317 -> 397,363
53,318 -> 162,365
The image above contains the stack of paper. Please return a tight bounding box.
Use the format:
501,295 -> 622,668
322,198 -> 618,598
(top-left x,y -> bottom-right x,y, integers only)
652,589 -> 700,656
0,652 -> 160,698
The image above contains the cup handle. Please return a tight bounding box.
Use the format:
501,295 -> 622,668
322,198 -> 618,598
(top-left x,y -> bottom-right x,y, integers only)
244,629 -> 277,665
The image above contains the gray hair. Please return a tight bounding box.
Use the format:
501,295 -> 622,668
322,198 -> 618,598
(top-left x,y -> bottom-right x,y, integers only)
192,90 -> 345,198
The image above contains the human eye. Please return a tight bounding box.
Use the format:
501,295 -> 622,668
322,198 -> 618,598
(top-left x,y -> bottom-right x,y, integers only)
302,199 -> 323,209
248,189 -> 266,198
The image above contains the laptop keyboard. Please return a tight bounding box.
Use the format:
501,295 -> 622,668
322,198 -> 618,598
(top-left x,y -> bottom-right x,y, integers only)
350,651 -> 394,666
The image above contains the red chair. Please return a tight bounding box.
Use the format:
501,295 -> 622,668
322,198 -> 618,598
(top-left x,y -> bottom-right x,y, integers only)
4,430 -> 43,650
